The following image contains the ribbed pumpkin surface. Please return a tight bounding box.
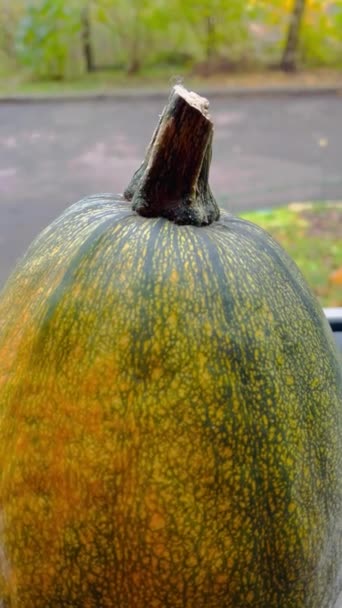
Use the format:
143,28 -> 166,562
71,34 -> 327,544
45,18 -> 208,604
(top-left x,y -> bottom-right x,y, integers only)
0,194 -> 341,607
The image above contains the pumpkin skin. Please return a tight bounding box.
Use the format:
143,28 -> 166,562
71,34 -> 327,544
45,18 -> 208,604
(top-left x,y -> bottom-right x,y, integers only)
0,192 -> 341,608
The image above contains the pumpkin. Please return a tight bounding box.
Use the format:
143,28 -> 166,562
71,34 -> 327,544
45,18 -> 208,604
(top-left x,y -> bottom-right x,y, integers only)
0,86 -> 341,608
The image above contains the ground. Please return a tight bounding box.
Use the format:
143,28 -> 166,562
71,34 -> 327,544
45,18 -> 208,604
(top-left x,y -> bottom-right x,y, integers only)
0,66 -> 341,96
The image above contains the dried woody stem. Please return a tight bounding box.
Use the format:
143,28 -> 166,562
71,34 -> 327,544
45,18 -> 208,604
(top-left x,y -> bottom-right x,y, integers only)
124,85 -> 220,226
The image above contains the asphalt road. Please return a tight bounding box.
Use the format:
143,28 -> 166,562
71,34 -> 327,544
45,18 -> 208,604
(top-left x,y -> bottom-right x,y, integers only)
0,92 -> 342,287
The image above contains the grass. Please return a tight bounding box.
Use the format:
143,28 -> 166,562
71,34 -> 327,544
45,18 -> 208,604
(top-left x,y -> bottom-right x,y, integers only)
239,202 -> 342,307
0,65 -> 181,95
0,63 -> 341,97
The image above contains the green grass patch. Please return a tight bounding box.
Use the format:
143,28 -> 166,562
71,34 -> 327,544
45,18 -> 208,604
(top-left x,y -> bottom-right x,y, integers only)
0,64 -> 189,96
0,65 -> 341,97
240,202 -> 342,308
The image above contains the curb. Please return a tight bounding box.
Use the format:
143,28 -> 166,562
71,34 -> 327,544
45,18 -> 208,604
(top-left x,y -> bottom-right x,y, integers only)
0,83 -> 341,103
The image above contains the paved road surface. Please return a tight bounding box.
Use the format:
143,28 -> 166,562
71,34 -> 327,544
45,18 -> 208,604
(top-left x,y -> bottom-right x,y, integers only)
0,92 -> 341,287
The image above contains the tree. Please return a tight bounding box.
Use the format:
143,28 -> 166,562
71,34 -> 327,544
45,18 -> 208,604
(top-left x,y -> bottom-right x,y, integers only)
300,0 -> 342,67
281,0 -> 307,71
178,0 -> 251,71
95,0 -> 170,74
81,2 -> 95,72
0,0 -> 25,60
15,0 -> 82,79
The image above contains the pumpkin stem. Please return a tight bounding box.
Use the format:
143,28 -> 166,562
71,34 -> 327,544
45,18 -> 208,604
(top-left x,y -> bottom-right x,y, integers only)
124,85 -> 220,226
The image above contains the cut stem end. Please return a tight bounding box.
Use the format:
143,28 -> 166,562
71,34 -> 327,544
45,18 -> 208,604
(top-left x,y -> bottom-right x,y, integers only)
124,86 -> 220,227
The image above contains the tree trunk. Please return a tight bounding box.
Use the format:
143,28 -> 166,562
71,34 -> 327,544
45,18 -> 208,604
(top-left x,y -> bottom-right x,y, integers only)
205,16 -> 216,62
81,4 -> 94,73
127,7 -> 141,75
281,0 -> 306,72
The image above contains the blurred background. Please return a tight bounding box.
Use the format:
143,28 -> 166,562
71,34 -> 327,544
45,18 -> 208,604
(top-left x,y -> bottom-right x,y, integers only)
0,0 -> 341,306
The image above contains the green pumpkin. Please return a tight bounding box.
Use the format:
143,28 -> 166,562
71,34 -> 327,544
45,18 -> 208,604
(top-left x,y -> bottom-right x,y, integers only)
0,86 -> 341,608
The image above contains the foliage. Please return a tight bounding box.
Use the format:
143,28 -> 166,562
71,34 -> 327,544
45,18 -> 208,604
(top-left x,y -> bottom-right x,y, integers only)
250,0 -> 342,68
93,0 -> 172,73
174,0 -> 251,63
0,0 -> 25,58
3,0 -> 342,80
300,1 -> 342,66
15,0 -> 82,79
